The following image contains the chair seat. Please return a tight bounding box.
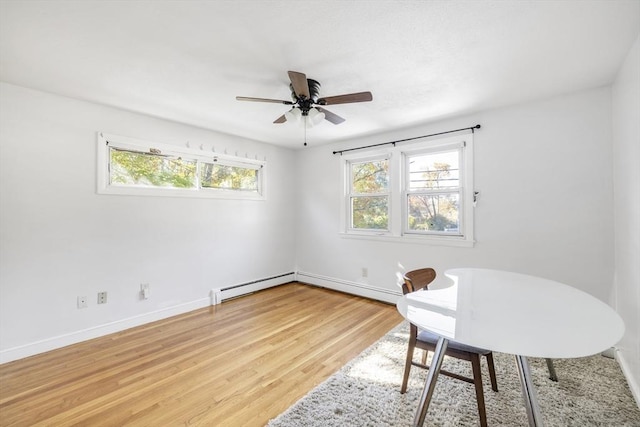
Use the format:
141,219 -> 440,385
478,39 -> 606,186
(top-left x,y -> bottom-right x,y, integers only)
417,329 -> 492,355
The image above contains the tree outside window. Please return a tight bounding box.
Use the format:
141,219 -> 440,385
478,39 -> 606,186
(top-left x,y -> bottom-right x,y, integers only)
406,150 -> 461,234
349,159 -> 389,230
200,163 -> 258,191
110,149 -> 197,188
341,136 -> 473,245
101,134 -> 264,200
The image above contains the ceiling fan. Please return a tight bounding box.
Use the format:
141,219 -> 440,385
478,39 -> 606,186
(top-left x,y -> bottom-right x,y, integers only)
236,71 -> 373,127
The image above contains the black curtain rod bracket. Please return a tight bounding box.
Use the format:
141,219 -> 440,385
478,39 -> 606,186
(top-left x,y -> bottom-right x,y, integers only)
333,124 -> 481,155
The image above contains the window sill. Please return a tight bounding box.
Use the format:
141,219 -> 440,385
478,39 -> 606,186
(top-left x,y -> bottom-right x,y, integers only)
338,232 -> 475,248
98,185 -> 265,201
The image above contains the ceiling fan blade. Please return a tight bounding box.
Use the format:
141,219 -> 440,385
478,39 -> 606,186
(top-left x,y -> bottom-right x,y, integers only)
317,91 -> 373,105
273,114 -> 287,124
288,71 -> 310,99
316,107 -> 345,125
236,96 -> 293,105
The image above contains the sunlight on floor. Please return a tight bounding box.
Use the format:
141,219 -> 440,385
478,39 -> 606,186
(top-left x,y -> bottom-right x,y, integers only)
346,333 -> 410,385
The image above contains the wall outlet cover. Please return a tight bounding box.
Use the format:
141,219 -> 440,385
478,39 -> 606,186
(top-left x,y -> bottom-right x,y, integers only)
97,292 -> 107,304
77,296 -> 88,309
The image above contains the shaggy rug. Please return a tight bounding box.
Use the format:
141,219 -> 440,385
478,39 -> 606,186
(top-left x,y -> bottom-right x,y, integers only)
268,322 -> 640,427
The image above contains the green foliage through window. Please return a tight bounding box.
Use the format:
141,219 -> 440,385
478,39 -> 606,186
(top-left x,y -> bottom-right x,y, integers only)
352,160 -> 388,193
110,149 -> 197,188
201,163 -> 258,191
349,159 -> 389,230
106,144 -> 263,197
352,196 -> 389,229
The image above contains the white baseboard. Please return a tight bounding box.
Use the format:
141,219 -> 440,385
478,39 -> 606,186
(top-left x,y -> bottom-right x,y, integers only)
615,349 -> 640,408
0,297 -> 210,365
296,271 -> 402,304
1,273 -> 295,365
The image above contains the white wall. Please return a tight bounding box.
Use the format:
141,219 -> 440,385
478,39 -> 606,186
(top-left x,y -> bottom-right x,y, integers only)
612,35 -> 640,404
295,87 -> 614,304
0,82 -> 296,363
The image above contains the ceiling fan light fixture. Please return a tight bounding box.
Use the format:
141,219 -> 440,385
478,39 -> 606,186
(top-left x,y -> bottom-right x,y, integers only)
284,107 -> 302,122
307,108 -> 325,126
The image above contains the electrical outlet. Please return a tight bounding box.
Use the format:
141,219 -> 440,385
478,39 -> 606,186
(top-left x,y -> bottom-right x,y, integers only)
362,267 -> 368,278
77,296 -> 88,309
97,291 -> 107,304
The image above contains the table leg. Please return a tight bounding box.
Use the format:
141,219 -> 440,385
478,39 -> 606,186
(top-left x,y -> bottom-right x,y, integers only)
545,358 -> 558,382
413,336 -> 448,427
515,355 -> 545,427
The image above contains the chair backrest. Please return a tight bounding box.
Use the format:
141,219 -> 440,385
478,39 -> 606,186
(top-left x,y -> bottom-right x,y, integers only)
402,268 -> 436,294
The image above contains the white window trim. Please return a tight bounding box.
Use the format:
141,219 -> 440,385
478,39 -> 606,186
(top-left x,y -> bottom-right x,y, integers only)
345,154 -> 392,234
402,141 -> 467,237
341,149 -> 392,235
97,132 -> 266,200
339,134 -> 475,247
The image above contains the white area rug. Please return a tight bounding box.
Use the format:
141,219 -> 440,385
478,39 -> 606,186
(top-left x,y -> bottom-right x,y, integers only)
268,322 -> 640,426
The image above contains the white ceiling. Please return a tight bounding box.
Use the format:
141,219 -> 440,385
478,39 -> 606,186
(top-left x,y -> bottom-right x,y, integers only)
1,1 -> 638,149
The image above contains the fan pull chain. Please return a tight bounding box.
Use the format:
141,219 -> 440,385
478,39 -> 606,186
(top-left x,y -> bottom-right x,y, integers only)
304,117 -> 308,146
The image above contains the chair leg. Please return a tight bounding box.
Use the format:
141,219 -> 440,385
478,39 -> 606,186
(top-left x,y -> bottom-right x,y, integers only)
485,352 -> 498,392
471,355 -> 488,427
401,340 -> 416,394
546,358 -> 558,382
421,349 -> 428,365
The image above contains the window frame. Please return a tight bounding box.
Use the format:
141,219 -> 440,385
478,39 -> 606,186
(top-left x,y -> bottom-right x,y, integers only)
97,132 -> 266,200
340,134 -> 474,247
345,154 -> 392,234
402,142 -> 466,237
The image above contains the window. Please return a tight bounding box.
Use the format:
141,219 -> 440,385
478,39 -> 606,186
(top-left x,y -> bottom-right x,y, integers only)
200,162 -> 259,192
109,147 -> 198,189
98,133 -> 265,199
341,134 -> 474,246
405,148 -> 462,235
347,157 -> 390,231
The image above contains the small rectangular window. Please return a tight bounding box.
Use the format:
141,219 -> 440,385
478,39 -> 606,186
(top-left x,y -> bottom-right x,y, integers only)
348,158 -> 390,231
97,133 -> 265,200
200,162 -> 259,192
110,148 -> 197,189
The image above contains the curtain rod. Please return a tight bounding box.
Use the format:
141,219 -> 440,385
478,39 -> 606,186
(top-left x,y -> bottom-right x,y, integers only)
332,124 -> 481,155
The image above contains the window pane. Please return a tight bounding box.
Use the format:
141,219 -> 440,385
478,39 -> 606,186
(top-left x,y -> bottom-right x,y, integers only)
351,159 -> 389,193
110,148 -> 196,188
407,194 -> 460,232
351,196 -> 388,230
408,151 -> 459,190
200,163 -> 258,192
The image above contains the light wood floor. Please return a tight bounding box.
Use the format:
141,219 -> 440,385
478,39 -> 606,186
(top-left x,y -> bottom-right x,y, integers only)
0,283 -> 402,426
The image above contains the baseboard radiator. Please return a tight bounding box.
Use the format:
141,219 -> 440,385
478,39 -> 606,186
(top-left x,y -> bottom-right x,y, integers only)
211,272 -> 296,304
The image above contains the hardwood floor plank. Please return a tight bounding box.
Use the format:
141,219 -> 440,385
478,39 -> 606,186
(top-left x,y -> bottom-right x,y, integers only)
0,283 -> 402,426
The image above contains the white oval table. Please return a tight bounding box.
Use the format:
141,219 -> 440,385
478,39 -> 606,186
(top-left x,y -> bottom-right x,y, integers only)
396,268 -> 625,427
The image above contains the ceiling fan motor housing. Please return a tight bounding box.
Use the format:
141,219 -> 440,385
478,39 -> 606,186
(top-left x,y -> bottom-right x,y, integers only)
290,78 -> 321,115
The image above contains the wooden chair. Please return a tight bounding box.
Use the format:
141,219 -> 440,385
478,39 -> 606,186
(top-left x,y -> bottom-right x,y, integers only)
400,268 -> 498,427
